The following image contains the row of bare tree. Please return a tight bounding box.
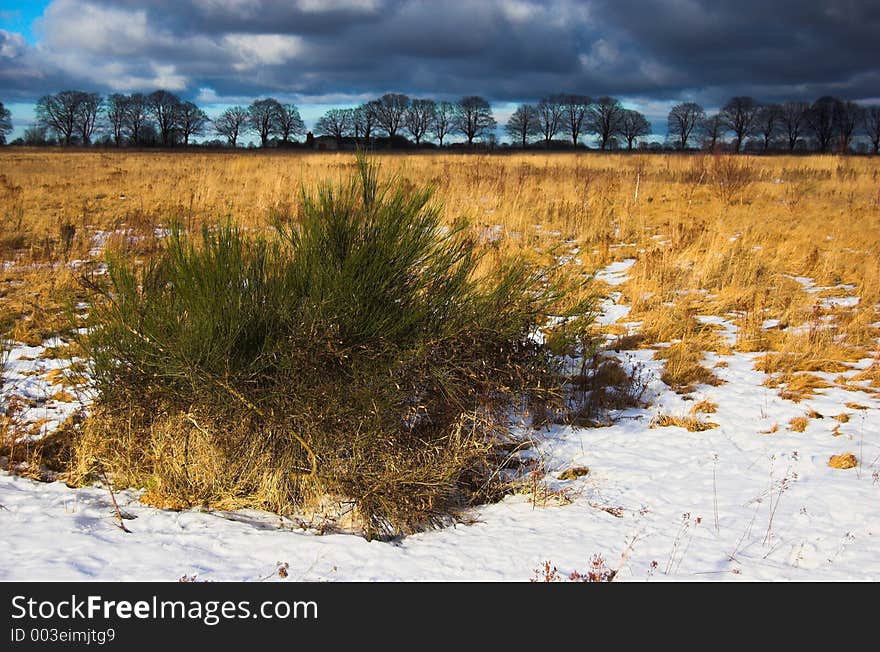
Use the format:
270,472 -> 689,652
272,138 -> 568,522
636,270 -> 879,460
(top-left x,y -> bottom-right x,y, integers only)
313,94 -> 495,147
668,96 -> 880,154
29,90 -> 204,146
504,95 -> 650,150
504,94 -> 879,152
16,90 -> 305,148
2,90 -> 878,153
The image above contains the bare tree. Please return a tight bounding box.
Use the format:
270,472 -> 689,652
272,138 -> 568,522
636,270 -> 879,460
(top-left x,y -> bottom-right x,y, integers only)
562,94 -> 591,146
75,92 -> 102,145
700,113 -> 726,151
352,102 -> 378,144
24,125 -> 52,146
536,95 -> 565,145
316,108 -> 351,147
667,102 -> 704,150
755,103 -> 782,152
178,101 -> 208,146
431,101 -> 455,147
276,103 -> 305,144
248,98 -> 282,147
36,91 -> 84,145
213,106 -> 249,147
805,96 -> 837,152
833,100 -> 862,153
405,99 -> 436,145
864,105 -> 880,154
721,96 -> 761,152
454,96 -> 496,146
0,102 -> 11,145
779,101 -> 809,151
339,108 -> 359,143
148,90 -> 182,146
105,94 -> 129,146
124,93 -> 151,145
374,93 -> 410,139
505,104 -> 540,148
620,109 -> 651,150
587,96 -> 625,150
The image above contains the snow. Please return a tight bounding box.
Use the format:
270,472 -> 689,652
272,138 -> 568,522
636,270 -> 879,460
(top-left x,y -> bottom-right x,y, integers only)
695,315 -> 738,346
785,274 -> 857,298
2,256 -> 878,582
822,296 -> 860,309
594,258 -> 636,286
1,347 -> 877,582
596,292 -> 631,326
1,339 -> 87,441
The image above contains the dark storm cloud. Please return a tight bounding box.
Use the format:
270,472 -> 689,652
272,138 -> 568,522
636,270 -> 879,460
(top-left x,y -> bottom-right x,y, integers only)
0,0 -> 877,107
103,0 -> 397,37
588,0 -> 880,101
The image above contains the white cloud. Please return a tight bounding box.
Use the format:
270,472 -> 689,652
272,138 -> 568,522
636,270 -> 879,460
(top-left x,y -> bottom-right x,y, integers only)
222,33 -> 304,70
499,0 -> 540,23
37,0 -> 152,56
70,59 -> 188,91
296,0 -> 381,12
195,87 -> 221,104
0,29 -> 27,58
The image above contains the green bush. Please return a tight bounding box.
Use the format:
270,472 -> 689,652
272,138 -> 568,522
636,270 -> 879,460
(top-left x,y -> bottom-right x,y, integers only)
75,156 -> 566,536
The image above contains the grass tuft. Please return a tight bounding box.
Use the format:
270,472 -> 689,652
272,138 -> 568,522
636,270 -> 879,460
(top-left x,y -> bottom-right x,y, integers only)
655,342 -> 722,394
652,414 -> 719,432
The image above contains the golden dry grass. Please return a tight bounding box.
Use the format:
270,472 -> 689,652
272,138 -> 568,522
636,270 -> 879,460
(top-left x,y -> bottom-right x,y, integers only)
652,414 -> 719,431
690,399 -> 718,414
1,148 -> 878,366
828,452 -> 858,469
654,340 -> 722,394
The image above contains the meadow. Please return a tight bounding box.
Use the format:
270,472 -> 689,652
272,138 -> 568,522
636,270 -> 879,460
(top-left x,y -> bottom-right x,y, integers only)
2,149 -> 878,364
1,149 -> 879,554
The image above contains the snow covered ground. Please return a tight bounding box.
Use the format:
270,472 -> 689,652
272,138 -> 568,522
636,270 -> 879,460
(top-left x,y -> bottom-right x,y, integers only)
0,337 -> 87,442
1,260 -> 878,582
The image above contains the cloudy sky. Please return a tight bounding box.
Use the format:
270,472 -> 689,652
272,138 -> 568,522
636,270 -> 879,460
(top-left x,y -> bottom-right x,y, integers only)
1,0 -> 878,141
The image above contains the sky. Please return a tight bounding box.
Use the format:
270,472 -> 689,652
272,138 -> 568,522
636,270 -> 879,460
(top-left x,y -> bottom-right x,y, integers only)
1,0 -> 878,144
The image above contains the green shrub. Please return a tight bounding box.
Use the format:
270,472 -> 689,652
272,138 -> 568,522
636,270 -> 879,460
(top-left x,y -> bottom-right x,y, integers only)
75,156 -> 566,536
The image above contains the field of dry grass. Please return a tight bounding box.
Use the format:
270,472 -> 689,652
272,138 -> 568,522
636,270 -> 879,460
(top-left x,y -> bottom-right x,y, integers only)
1,146 -> 879,546
3,150 -> 878,341
1,149 -> 878,412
